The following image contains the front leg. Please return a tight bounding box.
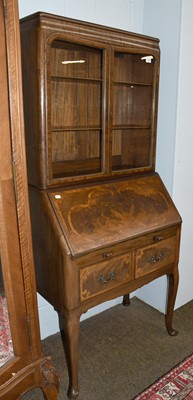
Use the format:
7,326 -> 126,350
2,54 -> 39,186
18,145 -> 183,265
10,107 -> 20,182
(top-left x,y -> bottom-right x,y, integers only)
165,267 -> 179,336
59,309 -> 80,400
122,293 -> 130,306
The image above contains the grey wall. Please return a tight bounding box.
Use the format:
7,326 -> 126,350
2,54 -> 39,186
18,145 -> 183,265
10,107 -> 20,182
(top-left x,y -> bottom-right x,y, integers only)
19,0 -> 144,32
136,0 -> 183,312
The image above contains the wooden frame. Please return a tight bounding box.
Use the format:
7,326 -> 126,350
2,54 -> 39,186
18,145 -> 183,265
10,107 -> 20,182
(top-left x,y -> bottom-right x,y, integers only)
0,1 -> 59,398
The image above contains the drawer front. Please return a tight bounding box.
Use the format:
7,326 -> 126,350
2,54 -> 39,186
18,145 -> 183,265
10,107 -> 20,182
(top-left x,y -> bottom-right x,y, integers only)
80,253 -> 133,301
75,226 -> 178,268
135,235 -> 177,278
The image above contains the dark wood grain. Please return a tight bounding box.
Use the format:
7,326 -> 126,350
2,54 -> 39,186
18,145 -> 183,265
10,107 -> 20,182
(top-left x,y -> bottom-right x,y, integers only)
48,174 -> 181,256
20,12 -> 181,400
20,12 -> 160,188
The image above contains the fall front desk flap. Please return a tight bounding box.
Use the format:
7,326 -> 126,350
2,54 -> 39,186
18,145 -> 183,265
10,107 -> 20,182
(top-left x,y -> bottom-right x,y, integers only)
48,174 -> 181,257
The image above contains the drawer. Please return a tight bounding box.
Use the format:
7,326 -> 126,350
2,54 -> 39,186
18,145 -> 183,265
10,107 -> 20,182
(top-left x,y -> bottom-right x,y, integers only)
80,253 -> 133,301
135,235 -> 177,278
75,226 -> 178,268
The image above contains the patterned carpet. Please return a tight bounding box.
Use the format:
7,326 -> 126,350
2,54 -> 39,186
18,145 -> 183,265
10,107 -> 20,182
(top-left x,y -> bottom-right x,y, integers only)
134,353 -> 193,399
0,287 -> 13,367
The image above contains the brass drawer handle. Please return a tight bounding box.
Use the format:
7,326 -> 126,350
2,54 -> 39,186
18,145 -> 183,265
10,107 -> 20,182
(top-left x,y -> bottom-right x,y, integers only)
154,236 -> 164,242
148,252 -> 164,264
103,252 -> 113,259
98,271 -> 117,284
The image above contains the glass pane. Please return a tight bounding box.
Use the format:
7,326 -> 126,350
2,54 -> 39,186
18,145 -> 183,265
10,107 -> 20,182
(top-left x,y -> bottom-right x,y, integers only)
112,129 -> 151,170
51,41 -> 102,80
113,85 -> 152,127
0,258 -> 13,367
21,388 -> 44,399
49,40 -> 104,179
52,130 -> 101,178
51,80 -> 101,128
114,52 -> 154,84
112,52 -> 154,172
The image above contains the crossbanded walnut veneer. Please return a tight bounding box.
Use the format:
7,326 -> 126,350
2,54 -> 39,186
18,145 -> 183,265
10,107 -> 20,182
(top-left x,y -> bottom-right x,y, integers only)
20,12 -> 182,399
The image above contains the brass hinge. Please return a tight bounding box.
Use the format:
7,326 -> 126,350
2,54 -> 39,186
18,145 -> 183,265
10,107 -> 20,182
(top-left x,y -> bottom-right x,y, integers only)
3,0 -> 7,17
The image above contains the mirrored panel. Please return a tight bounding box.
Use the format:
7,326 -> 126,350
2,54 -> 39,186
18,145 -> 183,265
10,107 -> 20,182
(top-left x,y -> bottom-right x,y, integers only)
0,258 -> 13,367
21,388 -> 45,399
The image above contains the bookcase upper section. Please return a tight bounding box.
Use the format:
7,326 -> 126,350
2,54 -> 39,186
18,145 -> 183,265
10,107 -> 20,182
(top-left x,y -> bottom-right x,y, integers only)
20,12 -> 160,189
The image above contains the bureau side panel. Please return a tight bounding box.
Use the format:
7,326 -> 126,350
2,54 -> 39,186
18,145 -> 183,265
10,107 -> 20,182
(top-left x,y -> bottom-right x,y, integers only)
28,187 -> 80,311
20,19 -> 47,188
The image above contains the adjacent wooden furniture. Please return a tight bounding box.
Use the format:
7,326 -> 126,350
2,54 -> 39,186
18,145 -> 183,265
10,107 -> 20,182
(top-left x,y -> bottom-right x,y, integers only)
0,2 -> 59,399
20,12 -> 182,400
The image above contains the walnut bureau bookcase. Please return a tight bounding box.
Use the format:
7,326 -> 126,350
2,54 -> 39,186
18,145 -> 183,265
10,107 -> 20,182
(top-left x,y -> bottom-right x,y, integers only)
20,12 -> 182,400
0,2 -> 59,399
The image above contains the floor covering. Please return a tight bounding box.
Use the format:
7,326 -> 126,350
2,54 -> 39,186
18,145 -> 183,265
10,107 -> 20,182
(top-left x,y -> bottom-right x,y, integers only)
21,297 -> 193,399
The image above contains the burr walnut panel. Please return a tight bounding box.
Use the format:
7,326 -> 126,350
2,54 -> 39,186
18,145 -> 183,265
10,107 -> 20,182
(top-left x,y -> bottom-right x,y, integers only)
48,174 -> 180,257
80,253 -> 133,301
135,234 -> 177,278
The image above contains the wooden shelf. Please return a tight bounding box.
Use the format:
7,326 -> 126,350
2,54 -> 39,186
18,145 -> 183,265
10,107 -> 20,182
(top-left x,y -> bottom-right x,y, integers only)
113,80 -> 152,87
112,125 -> 151,130
53,158 -> 101,177
51,75 -> 103,83
52,126 -> 102,132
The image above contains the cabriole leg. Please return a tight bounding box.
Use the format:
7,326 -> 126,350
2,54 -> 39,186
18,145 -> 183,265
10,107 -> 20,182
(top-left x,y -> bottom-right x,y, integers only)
165,267 -> 179,336
122,293 -> 130,306
59,310 -> 80,400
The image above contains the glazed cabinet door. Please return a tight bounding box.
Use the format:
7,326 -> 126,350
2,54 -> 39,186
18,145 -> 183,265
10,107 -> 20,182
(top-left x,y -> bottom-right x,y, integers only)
111,49 -> 159,175
20,14 -> 160,188
46,38 -> 108,183
0,0 -> 37,381
47,42 -> 159,183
